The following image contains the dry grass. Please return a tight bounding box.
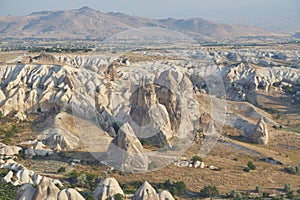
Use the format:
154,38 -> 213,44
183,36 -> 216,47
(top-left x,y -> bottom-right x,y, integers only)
0,51 -> 24,63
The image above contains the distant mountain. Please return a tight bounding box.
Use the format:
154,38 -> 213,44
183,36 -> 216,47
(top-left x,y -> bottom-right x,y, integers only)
0,6 -> 283,41
294,32 -> 300,38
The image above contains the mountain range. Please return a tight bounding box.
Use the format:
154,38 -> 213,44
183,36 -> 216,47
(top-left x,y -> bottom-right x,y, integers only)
0,6 -> 284,41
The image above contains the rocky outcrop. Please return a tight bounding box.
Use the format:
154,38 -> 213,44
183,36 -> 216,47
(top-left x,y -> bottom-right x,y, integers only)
32,53 -> 59,64
58,189 -> 85,200
0,143 -> 22,159
14,183 -> 36,200
107,123 -> 150,171
0,64 -> 73,120
1,159 -> 63,187
38,112 -> 80,151
0,59 -> 199,150
93,177 -> 124,200
222,62 -> 300,101
104,64 -> 119,81
133,181 -> 159,200
129,82 -> 173,147
128,68 -> 197,146
32,177 -> 60,199
251,118 -> 269,145
2,170 -> 14,184
15,176 -> 84,200
25,141 -> 53,158
158,190 -> 175,200
293,78 -> 300,104
1,158 -> 82,199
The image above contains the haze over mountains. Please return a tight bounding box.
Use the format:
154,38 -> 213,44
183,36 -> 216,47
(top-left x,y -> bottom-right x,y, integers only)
0,6 -> 284,41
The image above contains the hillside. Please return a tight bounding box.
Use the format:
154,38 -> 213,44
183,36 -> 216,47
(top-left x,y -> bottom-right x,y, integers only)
0,6 -> 282,41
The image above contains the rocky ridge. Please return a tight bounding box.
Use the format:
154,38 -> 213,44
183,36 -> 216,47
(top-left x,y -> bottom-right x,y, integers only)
0,49 -> 298,171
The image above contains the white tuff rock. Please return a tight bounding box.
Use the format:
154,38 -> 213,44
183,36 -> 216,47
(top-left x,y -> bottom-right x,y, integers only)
133,181 -> 159,200
93,177 -> 124,200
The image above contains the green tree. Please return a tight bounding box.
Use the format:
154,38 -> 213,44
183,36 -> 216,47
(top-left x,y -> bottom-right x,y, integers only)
192,155 -> 203,163
262,192 -> 270,198
77,173 -> 87,187
255,185 -> 261,193
67,170 -> 80,185
173,181 -> 187,196
199,185 -> 219,200
286,191 -> 294,199
284,183 -> 291,193
247,161 -> 256,170
57,167 -> 66,173
243,167 -> 250,172
164,179 -> 172,189
162,180 -> 187,196
230,189 -> 242,199
18,149 -> 25,160
114,193 -> 125,200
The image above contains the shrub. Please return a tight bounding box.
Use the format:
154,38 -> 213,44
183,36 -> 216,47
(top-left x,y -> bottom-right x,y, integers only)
101,171 -> 108,179
114,193 -> 125,200
85,173 -> 98,190
230,189 -> 242,198
0,182 -> 18,199
286,191 -> 294,199
172,181 -> 187,196
284,183 -> 291,193
148,162 -> 157,170
18,149 -> 25,160
164,179 -> 172,189
273,82 -> 280,87
247,161 -> 256,170
5,127 -> 17,138
140,138 -> 150,146
199,185 -> 219,199
160,180 -> 187,196
67,170 -> 80,185
255,185 -> 261,193
121,181 -> 143,194
86,173 -> 97,181
57,167 -> 66,173
191,155 -> 203,163
243,167 -> 250,172
262,192 -> 270,198
79,191 -> 95,200
284,165 -> 299,174
77,173 -> 87,187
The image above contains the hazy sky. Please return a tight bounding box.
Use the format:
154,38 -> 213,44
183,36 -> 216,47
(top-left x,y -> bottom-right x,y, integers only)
0,0 -> 299,32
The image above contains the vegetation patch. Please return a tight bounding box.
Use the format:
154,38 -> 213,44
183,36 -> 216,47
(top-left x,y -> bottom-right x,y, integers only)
0,169 -> 18,199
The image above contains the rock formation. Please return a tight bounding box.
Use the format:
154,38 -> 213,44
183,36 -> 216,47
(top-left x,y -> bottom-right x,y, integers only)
133,181 -> 159,200
14,184 -> 36,200
0,64 -> 73,120
107,123 -> 150,171
25,141 -> 53,158
158,190 -> 175,200
0,143 -> 22,159
32,53 -> 59,64
38,112 -> 80,151
251,118 -> 269,145
14,177 -> 84,200
58,189 -> 85,200
93,177 -> 124,200
129,82 -> 173,147
1,158 -> 63,187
